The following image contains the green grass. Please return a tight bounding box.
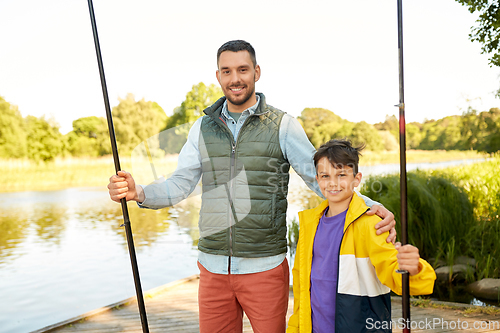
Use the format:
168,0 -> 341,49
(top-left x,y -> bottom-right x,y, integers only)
409,297 -> 500,315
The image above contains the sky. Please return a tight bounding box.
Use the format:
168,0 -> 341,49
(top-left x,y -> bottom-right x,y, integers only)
1,0 -> 499,134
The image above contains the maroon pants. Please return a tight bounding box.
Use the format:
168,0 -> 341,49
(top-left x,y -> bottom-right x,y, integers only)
198,259 -> 289,333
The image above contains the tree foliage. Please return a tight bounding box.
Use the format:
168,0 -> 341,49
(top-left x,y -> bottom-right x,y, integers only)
165,82 -> 223,130
374,115 -> 423,149
298,108 -> 383,151
378,130 -> 399,151
412,108 -> 500,153
0,96 -> 27,158
161,82 -> 223,154
374,115 -> 399,139
418,116 -> 463,150
299,106 -> 500,153
352,121 -> 384,152
456,0 -> 500,67
112,94 -> 168,155
406,123 -> 423,149
25,115 -> 64,162
66,116 -> 110,157
1,81 -> 499,162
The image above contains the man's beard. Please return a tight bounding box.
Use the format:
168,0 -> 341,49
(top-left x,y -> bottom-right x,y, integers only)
226,85 -> 255,106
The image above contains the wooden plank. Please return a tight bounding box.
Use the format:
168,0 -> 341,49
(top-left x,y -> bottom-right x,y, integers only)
34,276 -> 499,333
32,275 -> 200,333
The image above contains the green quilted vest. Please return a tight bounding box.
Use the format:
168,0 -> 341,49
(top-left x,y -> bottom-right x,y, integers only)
197,93 -> 290,258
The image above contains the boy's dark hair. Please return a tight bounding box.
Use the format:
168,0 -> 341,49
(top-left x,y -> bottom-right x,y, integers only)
313,139 -> 365,175
217,40 -> 257,68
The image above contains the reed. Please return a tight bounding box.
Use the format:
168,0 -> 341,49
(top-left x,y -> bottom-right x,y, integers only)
361,171 -> 474,261
430,158 -> 500,220
361,157 -> 500,280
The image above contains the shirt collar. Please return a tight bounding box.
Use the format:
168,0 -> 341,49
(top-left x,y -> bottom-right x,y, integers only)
222,95 -> 260,119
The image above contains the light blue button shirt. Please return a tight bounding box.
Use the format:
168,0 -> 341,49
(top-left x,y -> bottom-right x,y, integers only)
139,94 -> 379,274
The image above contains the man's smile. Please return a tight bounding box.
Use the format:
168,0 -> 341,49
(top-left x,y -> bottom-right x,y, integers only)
230,87 -> 244,93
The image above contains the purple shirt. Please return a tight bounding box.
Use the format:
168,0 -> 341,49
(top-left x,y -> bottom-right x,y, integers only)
311,208 -> 347,333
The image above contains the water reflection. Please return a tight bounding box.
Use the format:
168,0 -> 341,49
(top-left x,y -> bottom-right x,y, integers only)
0,190 -> 202,256
31,205 -> 68,244
116,204 -> 174,248
0,195 -> 191,262
0,188 -> 201,333
0,205 -> 69,264
0,211 -> 30,263
102,196 -> 201,249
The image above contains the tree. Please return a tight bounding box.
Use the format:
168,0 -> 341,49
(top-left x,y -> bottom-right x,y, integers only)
298,108 -> 343,140
112,94 -> 168,155
406,123 -> 423,149
165,82 -> 223,130
25,115 -> 64,162
161,83 -> 223,154
0,96 -> 27,158
417,116 -> 463,150
456,0 -> 500,67
66,116 -> 110,156
374,115 -> 399,140
298,108 -> 386,151
474,107 -> 500,153
460,108 -> 480,150
378,130 -> 399,151
483,117 -> 500,153
351,121 -> 384,152
298,108 -> 347,148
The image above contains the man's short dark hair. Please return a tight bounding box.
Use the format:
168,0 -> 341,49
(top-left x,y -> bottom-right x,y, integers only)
217,40 -> 257,68
313,139 -> 365,175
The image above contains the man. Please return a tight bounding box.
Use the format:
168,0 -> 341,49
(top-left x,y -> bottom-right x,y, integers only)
108,40 -> 396,333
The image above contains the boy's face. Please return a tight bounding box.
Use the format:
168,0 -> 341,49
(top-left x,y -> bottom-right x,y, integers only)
316,156 -> 362,207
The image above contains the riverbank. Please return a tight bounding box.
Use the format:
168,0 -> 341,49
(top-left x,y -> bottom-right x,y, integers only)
0,150 -> 488,192
360,149 -> 487,165
0,155 -> 179,193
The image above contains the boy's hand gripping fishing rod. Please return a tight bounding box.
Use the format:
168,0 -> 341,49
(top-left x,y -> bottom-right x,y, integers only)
86,1 -> 149,332
395,0 -> 411,332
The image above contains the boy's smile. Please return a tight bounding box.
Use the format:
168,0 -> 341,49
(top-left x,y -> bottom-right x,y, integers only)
316,157 -> 362,216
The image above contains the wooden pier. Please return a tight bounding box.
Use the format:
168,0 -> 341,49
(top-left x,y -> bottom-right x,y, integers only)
33,275 -> 500,332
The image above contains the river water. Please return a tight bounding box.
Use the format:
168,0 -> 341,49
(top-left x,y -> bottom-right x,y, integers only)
0,158 -> 488,332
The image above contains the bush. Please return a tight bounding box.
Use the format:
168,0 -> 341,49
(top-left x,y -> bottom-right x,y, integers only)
361,171 -> 474,260
361,158 -> 500,279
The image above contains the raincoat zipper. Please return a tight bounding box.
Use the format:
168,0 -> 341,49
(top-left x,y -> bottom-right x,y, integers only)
333,207 -> 370,324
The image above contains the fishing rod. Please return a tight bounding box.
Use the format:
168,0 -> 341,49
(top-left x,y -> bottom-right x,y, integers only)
86,1 -> 150,332
396,0 -> 411,332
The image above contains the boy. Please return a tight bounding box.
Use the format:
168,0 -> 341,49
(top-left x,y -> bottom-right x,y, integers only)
287,139 -> 436,333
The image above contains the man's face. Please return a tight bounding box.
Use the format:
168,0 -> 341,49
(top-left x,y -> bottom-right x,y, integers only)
216,50 -> 261,112
315,157 -> 362,207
